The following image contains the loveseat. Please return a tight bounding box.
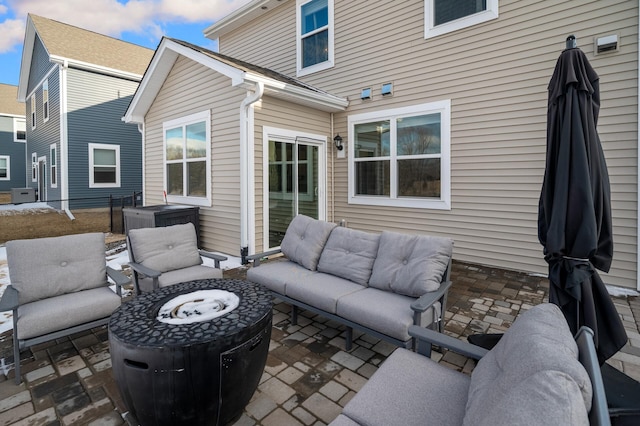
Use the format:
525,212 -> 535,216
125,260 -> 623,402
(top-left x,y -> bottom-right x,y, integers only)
247,214 -> 453,349
330,303 -> 610,426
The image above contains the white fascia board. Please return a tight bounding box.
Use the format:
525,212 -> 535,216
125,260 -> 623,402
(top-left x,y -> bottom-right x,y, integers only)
204,0 -> 286,40
49,55 -> 144,81
242,73 -> 348,112
17,17 -> 42,102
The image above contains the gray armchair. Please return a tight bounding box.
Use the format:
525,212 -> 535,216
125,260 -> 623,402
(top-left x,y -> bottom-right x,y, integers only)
127,223 -> 227,294
0,232 -> 128,385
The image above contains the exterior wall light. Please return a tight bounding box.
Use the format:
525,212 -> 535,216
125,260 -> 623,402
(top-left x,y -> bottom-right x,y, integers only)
334,134 -> 343,151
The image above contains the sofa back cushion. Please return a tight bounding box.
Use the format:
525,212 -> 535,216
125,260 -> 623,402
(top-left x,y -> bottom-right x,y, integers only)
368,231 -> 453,297
463,303 -> 592,426
280,215 -> 337,271
7,233 -> 108,304
128,223 -> 202,273
317,227 -> 380,285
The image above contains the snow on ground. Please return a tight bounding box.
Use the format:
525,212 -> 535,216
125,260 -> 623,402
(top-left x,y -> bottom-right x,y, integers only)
0,202 -> 53,213
0,241 -> 244,336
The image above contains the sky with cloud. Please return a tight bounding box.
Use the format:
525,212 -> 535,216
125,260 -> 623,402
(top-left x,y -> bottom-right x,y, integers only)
0,0 -> 252,86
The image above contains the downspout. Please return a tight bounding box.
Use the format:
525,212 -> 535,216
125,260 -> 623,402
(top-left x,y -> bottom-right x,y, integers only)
138,123 -> 145,206
240,82 -> 264,264
59,60 -> 74,220
330,113 -> 335,222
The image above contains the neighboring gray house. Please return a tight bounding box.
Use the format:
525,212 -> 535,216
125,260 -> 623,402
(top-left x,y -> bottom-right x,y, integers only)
0,84 -> 27,193
17,15 -> 154,210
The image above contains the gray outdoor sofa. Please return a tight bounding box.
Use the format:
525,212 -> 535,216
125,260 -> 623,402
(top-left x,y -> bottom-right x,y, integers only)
0,233 -> 129,384
330,303 -> 610,426
247,214 -> 453,350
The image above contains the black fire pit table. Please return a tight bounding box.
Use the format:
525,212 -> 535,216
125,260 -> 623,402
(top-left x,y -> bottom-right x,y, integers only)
109,279 -> 272,426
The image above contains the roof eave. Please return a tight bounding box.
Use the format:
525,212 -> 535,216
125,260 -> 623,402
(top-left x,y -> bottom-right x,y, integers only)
203,0 -> 286,41
17,16 -> 38,102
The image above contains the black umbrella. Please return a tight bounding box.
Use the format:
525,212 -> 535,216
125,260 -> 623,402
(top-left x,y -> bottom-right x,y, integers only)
538,36 -> 627,364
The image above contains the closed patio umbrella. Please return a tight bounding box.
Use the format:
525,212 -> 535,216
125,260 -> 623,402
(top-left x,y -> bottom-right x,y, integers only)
538,36 -> 627,364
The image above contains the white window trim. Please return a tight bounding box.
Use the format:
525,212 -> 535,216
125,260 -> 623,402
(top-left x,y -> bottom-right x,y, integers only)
89,143 -> 120,188
43,80 -> 49,123
162,110 -> 212,207
13,117 -> 26,142
0,155 -> 9,181
347,100 -> 451,210
424,0 -> 498,39
31,152 -> 37,182
50,143 -> 57,188
30,96 -> 36,130
296,0 -> 335,77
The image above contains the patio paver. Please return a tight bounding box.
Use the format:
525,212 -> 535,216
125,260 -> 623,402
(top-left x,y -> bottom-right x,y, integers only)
0,259 -> 638,425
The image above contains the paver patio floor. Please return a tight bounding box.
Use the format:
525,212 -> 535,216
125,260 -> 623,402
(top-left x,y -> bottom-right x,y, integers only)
0,260 -> 638,425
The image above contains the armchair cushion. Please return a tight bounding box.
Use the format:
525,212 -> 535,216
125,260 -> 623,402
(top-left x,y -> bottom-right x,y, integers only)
280,215 -> 336,271
7,233 -> 108,304
317,226 -> 380,286
463,303 -> 592,425
368,232 -> 453,297
128,223 -> 202,273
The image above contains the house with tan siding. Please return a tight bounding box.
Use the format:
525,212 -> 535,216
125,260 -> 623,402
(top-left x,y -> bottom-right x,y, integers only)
124,0 -> 639,291
17,15 -> 154,210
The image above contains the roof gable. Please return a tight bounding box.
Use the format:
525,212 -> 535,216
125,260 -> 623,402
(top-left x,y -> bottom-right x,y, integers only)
0,84 -> 25,116
18,14 -> 154,101
124,37 -> 348,124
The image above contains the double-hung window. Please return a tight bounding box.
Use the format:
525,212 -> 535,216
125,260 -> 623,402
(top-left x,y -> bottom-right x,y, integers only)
30,95 -> 36,129
50,144 -> 57,187
31,153 -> 37,182
163,111 -> 211,207
297,0 -> 334,76
348,100 -> 451,210
43,80 -> 49,122
14,118 -> 26,142
0,156 -> 9,180
89,143 -> 120,188
425,0 -> 498,39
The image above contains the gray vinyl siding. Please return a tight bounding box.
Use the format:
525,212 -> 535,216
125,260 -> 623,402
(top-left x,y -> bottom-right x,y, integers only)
25,67 -> 61,207
253,96 -> 332,251
27,36 -> 53,96
144,56 -> 247,255
218,0 -> 639,289
66,68 -> 142,209
0,115 -> 27,191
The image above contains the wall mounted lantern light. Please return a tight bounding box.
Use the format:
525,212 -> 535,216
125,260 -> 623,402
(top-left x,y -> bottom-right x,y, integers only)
334,134 -> 343,151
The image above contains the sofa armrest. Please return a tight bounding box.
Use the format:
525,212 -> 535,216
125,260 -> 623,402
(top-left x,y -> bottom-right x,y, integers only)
199,251 -> 228,269
246,248 -> 283,267
0,285 -> 19,312
409,325 -> 489,360
107,266 -> 130,297
128,262 -> 161,278
410,280 -> 452,313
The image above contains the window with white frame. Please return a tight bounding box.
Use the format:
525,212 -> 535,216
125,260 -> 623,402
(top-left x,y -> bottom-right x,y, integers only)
348,100 -> 451,210
163,111 -> 211,206
425,0 -> 498,39
89,143 -> 120,188
297,0 -> 334,76
31,152 -> 37,182
14,118 -> 26,142
0,156 -> 9,180
30,95 -> 36,129
50,144 -> 57,188
43,80 -> 49,122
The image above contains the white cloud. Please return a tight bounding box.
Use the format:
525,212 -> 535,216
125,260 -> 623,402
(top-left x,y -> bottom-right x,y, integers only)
3,0 -> 253,48
0,18 -> 25,53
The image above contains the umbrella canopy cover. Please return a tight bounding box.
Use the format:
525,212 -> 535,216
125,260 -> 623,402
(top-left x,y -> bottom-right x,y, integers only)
538,46 -> 627,363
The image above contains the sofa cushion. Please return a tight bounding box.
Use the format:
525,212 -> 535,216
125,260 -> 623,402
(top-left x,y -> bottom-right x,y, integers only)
317,227 -> 380,286
247,259 -> 316,295
17,287 -> 121,340
129,223 -> 202,273
286,273 -> 365,314
339,348 -> 469,426
368,231 -> 453,297
280,215 -> 337,271
336,288 -> 439,342
7,233 -> 108,304
463,303 -> 592,426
